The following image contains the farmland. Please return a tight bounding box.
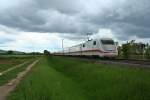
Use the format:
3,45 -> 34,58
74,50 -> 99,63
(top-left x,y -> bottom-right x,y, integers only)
7,56 -> 150,100
0,55 -> 33,72
0,55 -> 37,85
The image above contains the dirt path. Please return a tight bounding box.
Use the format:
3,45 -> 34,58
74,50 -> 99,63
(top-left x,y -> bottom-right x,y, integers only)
0,59 -> 39,100
0,60 -> 31,76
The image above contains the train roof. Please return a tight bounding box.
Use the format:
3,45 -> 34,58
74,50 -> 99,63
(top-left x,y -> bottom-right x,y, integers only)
64,38 -> 115,48
86,38 -> 114,41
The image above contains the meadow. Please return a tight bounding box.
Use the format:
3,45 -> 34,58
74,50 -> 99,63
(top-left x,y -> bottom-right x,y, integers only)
0,55 -> 36,85
0,56 -> 31,72
8,56 -> 150,100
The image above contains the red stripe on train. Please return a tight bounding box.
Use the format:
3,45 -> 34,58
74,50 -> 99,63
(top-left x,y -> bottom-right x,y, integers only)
64,49 -> 117,54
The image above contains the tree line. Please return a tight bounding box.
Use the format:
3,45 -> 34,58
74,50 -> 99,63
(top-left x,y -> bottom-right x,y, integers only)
118,40 -> 150,59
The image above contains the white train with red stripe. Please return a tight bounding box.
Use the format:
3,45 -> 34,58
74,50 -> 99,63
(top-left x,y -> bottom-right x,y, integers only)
55,38 -> 118,58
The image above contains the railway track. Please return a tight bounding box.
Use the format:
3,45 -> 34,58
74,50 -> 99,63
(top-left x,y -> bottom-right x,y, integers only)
66,56 -> 150,68
55,55 -> 150,68
96,59 -> 150,68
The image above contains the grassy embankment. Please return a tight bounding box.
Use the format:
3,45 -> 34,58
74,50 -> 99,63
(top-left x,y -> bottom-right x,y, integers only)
0,55 -> 37,85
8,56 -> 150,100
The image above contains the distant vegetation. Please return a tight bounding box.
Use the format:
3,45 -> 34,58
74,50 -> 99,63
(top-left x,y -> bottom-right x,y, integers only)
0,50 -> 25,55
44,50 -> 50,55
0,50 -> 43,55
118,40 -> 150,60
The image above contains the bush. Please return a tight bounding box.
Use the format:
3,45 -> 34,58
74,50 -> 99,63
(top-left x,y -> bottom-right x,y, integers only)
44,50 -> 50,55
7,50 -> 13,54
122,43 -> 131,59
145,46 -> 150,59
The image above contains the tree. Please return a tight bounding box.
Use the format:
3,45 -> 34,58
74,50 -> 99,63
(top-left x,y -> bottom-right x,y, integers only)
117,46 -> 122,57
44,50 -> 50,55
145,45 -> 150,59
7,50 -> 13,54
122,43 -> 131,59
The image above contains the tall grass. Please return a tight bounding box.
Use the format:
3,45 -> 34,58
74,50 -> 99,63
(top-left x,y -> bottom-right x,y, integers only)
0,59 -> 35,86
0,55 -> 36,72
8,56 -> 150,100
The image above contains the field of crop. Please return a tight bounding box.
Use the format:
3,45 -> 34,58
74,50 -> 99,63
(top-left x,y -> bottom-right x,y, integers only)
7,56 -> 150,100
0,55 -> 36,85
0,56 -> 31,72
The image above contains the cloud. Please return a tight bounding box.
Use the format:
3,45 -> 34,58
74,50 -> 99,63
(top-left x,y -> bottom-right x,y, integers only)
0,0 -> 150,51
0,31 -> 81,52
0,0 -> 150,39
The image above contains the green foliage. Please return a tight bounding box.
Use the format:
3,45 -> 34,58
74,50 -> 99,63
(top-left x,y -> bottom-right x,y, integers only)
44,50 -> 50,55
122,43 -> 131,58
117,46 -> 122,56
8,56 -> 150,100
145,46 -> 150,59
120,40 -> 149,59
7,50 -> 13,54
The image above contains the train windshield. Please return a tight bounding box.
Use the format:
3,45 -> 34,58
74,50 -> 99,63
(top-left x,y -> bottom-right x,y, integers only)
101,40 -> 114,45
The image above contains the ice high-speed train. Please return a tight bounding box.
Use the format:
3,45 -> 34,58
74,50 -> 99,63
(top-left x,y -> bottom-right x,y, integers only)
55,38 -> 118,58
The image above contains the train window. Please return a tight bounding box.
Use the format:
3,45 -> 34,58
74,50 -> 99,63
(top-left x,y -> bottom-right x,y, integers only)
101,40 -> 114,45
93,41 -> 96,45
83,44 -> 85,47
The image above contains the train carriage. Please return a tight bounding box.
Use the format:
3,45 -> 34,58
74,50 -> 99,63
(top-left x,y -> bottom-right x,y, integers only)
56,38 -> 118,58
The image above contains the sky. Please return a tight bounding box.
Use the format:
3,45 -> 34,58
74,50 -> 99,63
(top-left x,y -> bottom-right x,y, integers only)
0,0 -> 150,52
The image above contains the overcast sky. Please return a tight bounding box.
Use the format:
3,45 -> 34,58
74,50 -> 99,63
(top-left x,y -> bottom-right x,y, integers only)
0,0 -> 150,52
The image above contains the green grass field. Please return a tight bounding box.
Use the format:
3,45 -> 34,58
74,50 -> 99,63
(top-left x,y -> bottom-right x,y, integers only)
0,60 -> 34,86
0,55 -> 36,72
0,55 -> 37,86
0,58 -> 24,72
8,56 -> 150,100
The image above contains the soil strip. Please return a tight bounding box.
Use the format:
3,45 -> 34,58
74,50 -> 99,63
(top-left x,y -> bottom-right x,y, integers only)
0,59 -> 39,100
0,60 -> 31,76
